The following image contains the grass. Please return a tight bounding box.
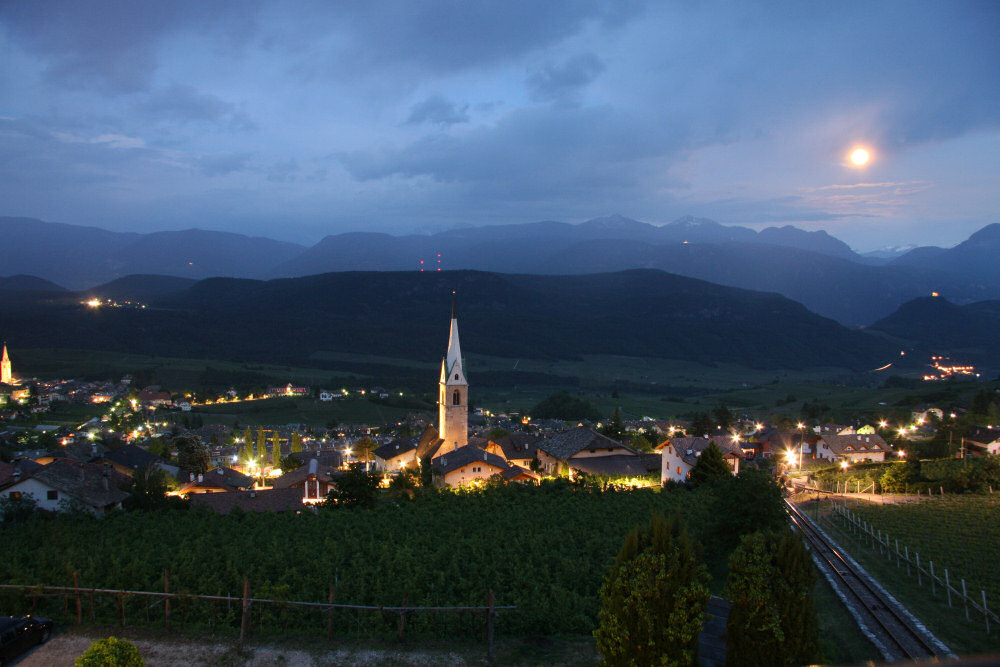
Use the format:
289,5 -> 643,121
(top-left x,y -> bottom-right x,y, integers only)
815,496 -> 1000,656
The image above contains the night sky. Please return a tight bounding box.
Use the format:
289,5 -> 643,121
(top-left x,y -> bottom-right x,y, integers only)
1,1 -> 997,251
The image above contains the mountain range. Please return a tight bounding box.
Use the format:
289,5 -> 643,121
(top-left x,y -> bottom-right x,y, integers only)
0,270 -> 898,376
3,215 -> 1000,326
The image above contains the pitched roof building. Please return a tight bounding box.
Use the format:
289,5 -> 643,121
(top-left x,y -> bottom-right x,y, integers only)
0,459 -> 130,514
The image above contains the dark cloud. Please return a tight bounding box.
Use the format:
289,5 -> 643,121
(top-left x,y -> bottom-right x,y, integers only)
526,53 -> 605,105
0,1 -> 258,93
406,95 -> 469,126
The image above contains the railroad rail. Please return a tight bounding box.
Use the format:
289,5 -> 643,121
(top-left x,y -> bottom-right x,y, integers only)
785,499 -> 954,662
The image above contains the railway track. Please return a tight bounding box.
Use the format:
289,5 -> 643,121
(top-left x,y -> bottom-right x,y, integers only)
785,499 -> 953,662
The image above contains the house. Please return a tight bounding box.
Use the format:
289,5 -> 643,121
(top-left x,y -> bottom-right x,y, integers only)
432,445 -> 510,488
266,383 -> 310,398
535,427 -> 638,476
272,459 -> 341,502
0,459 -> 129,515
93,444 -> 180,479
966,427 -> 1000,456
176,466 -> 254,495
660,436 -> 744,484
814,434 -> 889,462
137,389 -> 172,407
501,465 -> 540,484
373,437 -> 419,472
484,433 -> 541,470
189,488 -> 307,515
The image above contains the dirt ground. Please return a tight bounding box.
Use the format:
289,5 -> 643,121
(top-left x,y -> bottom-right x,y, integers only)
14,629 -> 597,666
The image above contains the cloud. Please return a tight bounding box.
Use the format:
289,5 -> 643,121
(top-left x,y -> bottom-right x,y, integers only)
198,153 -> 253,177
406,95 -> 469,126
0,1 -> 257,93
137,84 -> 255,131
526,53 -> 605,105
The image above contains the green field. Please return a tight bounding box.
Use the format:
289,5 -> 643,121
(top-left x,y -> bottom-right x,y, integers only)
187,397 -> 419,428
816,495 -> 1000,654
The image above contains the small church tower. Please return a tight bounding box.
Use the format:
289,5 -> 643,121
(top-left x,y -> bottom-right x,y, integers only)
1,344 -> 11,385
437,298 -> 468,453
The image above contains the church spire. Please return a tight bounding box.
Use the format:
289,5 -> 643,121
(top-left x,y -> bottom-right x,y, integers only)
1,343 -> 11,385
437,296 -> 468,454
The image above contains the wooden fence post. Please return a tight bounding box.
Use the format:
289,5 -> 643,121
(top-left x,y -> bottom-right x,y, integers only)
164,569 -> 171,632
117,593 -> 125,630
397,592 -> 408,641
327,585 -> 335,642
238,577 -> 251,653
930,562 -> 935,596
905,546 -> 910,576
73,572 -> 82,625
487,590 -> 496,663
962,579 -> 969,621
983,591 -> 990,634
945,569 -> 952,607
916,553 -> 921,586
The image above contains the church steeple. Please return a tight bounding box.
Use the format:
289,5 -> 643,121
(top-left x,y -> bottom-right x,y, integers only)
1,343 -> 11,385
437,295 -> 468,454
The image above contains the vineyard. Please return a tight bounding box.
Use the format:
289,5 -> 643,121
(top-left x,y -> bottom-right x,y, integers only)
826,495 -> 1000,609
0,480 -> 782,639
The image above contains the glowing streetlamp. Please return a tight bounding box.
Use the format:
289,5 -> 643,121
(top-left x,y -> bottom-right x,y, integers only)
797,423 -> 806,471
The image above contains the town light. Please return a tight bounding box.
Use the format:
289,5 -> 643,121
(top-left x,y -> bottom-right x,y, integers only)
785,450 -> 796,466
897,450 -> 906,458
840,461 -> 849,470
879,420 -> 888,429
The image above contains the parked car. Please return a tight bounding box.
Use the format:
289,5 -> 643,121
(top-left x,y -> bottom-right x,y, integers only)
0,615 -> 52,665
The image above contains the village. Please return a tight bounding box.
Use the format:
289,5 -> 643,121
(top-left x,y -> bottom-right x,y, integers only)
4,312 -> 999,519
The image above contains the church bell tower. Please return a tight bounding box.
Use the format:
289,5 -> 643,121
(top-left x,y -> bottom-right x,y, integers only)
1,344 -> 11,385
437,298 -> 468,453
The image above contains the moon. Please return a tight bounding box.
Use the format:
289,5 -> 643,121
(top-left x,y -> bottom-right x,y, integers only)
850,148 -> 870,166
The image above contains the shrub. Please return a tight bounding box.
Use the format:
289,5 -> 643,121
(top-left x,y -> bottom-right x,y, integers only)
75,637 -> 143,667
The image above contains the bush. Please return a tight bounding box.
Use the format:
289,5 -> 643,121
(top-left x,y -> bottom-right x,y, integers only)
594,514 -> 710,666
75,637 -> 144,667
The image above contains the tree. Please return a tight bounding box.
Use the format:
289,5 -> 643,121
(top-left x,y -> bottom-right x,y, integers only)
688,442 -> 731,488
279,454 -> 303,472
256,428 -> 266,462
242,426 -> 253,458
173,436 -> 210,476
725,530 -> 820,667
291,431 -> 302,453
419,455 -> 434,488
601,407 -> 624,440
325,463 -> 380,508
271,432 -> 282,468
75,637 -> 144,667
0,492 -> 38,523
531,390 -> 601,421
594,514 -> 710,666
629,431 -> 654,453
713,403 -> 733,431
689,412 -> 714,437
123,465 -> 174,512
354,437 -> 376,470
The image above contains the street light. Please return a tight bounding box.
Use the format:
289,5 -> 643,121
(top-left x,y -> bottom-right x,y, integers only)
797,423 -> 805,471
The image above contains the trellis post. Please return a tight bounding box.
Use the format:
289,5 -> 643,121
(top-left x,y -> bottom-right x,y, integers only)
945,569 -> 952,607
983,591 -> 990,634
238,577 -> 251,653
487,589 -> 496,662
930,562 -> 935,596
962,579 -> 970,621
327,585 -> 335,642
164,569 -> 171,632
73,571 -> 82,625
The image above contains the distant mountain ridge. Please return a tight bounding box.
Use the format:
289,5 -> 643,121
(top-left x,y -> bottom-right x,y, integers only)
3,215 -> 999,326
869,295 -> 1000,368
0,269 -> 895,373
